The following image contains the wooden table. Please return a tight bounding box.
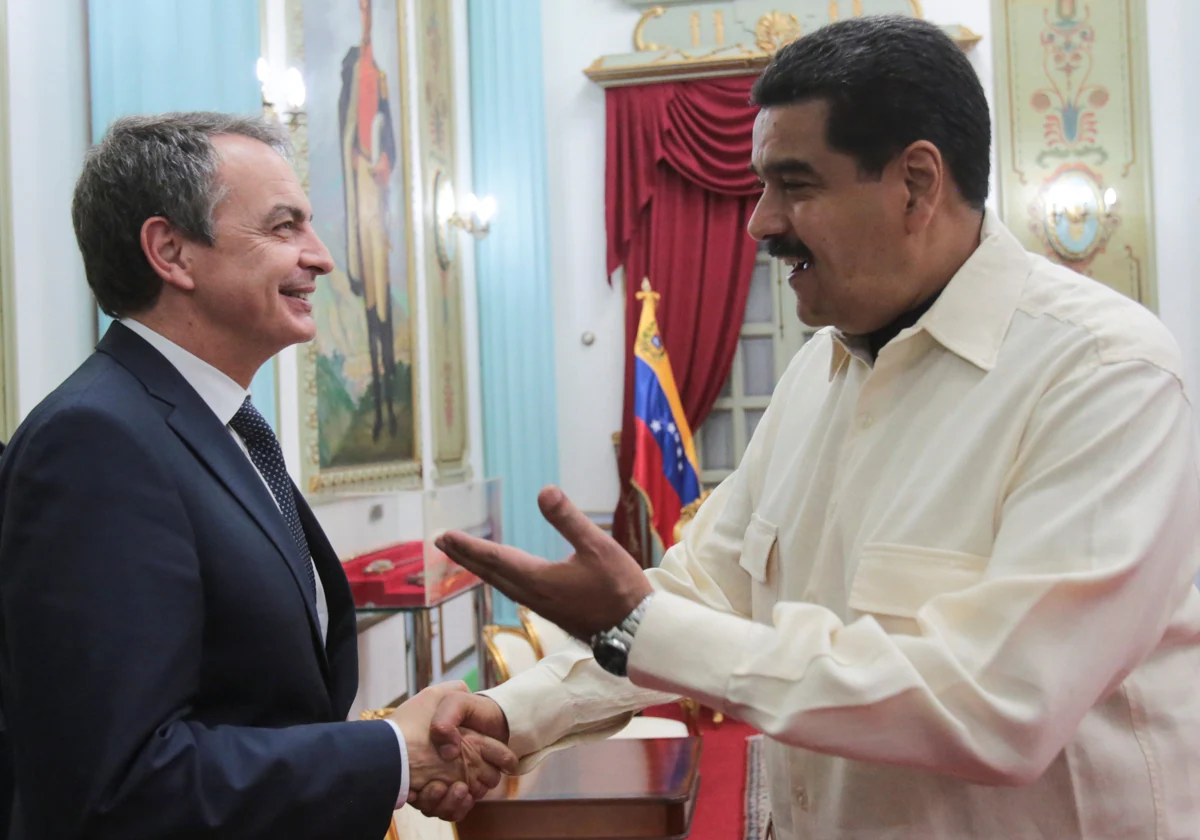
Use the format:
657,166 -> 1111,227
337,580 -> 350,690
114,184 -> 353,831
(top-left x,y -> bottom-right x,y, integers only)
457,737 -> 703,840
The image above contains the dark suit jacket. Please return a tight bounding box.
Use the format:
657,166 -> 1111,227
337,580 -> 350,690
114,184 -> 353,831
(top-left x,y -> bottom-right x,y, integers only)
0,323 -> 400,839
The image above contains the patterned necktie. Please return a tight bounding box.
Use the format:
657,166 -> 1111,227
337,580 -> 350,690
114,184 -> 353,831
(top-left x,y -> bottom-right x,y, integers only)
228,397 -> 317,607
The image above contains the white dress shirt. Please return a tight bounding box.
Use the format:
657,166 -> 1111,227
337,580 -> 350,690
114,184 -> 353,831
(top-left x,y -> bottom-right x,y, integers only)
485,211 -> 1200,838
121,319 -> 410,807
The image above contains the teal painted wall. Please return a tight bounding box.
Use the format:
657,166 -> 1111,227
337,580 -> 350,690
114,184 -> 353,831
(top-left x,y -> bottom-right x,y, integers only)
469,0 -> 566,625
88,0 -> 276,425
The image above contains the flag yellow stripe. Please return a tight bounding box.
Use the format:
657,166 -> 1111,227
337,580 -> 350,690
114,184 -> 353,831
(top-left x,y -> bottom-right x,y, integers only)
634,293 -> 700,474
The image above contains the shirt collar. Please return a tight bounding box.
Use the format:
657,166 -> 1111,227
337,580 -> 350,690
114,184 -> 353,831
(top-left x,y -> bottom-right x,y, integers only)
120,318 -> 250,426
829,209 -> 1030,379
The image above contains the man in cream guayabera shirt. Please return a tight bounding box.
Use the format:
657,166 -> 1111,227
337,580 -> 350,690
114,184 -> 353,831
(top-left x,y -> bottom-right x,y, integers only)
423,16 -> 1200,840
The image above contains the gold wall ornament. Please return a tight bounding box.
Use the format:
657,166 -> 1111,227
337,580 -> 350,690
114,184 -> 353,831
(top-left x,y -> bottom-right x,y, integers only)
634,6 -> 667,51
589,2 -> 971,88
755,11 -> 802,53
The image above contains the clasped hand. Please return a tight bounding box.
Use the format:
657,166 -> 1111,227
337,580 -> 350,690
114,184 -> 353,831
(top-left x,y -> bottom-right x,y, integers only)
390,682 -> 515,822
404,486 -> 656,821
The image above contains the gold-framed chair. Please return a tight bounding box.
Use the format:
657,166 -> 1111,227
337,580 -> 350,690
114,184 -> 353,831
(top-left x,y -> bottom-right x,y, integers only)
672,488 -> 713,544
480,624 -> 540,684
517,605 -> 573,660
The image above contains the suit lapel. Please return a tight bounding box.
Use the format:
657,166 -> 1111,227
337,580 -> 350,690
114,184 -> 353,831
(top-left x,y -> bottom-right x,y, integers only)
97,324 -> 330,677
166,407 -> 328,656
296,492 -> 360,713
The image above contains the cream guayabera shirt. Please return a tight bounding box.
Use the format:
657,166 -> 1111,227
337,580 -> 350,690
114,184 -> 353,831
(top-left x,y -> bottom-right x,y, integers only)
485,211 -> 1200,840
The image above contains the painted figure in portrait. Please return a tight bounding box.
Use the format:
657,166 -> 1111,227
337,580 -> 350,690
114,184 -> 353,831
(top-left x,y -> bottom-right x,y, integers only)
338,0 -> 402,442
300,0 -> 418,486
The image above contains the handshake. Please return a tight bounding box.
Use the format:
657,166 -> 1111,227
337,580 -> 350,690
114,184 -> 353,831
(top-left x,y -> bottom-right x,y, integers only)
389,681 -> 515,822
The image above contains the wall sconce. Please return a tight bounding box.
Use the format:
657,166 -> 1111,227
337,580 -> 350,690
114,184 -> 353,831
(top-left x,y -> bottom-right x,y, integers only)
433,169 -> 497,269
451,192 -> 497,240
257,58 -> 306,126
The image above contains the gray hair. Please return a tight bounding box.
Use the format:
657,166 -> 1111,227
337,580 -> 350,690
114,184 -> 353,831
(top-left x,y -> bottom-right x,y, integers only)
71,112 -> 292,317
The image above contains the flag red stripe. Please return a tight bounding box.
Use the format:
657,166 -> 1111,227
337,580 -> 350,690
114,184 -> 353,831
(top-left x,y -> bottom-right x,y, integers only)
632,416 -> 684,549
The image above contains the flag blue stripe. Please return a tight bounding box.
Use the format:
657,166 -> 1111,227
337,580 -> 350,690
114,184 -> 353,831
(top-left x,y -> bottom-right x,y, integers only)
634,357 -> 701,505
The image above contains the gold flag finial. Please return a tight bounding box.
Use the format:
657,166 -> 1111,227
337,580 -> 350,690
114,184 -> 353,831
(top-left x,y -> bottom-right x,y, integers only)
636,277 -> 661,303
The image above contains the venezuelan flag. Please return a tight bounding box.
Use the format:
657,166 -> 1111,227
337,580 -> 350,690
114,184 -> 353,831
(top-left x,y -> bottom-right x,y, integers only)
631,279 -> 701,549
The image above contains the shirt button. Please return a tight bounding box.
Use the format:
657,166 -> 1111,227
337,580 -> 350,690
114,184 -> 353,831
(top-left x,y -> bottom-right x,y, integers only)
794,786 -> 809,811
859,413 -> 873,429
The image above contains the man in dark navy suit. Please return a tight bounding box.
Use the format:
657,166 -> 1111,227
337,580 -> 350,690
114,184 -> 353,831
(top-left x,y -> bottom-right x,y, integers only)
0,113 -> 513,839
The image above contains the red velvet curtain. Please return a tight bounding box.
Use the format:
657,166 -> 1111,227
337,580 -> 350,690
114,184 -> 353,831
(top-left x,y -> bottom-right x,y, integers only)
606,76 -> 762,559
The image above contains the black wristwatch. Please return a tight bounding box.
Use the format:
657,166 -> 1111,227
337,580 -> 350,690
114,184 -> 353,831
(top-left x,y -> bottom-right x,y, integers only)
591,594 -> 655,677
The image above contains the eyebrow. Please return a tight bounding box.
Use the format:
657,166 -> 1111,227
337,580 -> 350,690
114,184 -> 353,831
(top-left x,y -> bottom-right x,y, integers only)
263,203 -> 312,226
750,158 -> 820,179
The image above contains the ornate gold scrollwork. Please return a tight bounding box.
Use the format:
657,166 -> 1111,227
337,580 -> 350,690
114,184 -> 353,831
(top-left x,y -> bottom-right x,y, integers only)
755,11 -> 802,53
634,6 -> 666,51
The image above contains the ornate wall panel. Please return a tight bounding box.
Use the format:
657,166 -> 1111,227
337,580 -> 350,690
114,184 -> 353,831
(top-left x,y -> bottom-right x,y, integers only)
994,0 -> 1155,306
416,0 -> 471,483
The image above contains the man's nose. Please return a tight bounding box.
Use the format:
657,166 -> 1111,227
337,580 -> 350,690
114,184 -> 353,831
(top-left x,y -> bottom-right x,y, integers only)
747,193 -> 787,242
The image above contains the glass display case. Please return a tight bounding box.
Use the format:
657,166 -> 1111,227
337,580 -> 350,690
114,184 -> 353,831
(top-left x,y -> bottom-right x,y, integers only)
342,478 -> 501,609
332,478 -> 502,691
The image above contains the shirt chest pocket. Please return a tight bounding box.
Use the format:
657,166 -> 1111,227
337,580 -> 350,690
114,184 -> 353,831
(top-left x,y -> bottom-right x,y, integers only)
739,513 -> 778,621
848,543 -> 989,632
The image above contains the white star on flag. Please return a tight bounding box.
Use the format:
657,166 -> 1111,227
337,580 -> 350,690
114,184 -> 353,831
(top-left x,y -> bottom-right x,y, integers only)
667,422 -> 677,435
650,419 -> 662,433
676,446 -> 682,457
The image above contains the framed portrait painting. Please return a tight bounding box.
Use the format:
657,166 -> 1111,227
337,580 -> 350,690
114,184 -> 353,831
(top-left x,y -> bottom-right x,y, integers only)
288,0 -> 421,493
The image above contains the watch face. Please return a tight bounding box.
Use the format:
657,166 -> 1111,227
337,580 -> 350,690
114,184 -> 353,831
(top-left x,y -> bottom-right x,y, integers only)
594,640 -> 628,675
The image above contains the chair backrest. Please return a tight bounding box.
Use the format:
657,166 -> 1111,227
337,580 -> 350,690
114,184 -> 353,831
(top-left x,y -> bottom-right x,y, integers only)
519,607 -> 573,659
673,488 -> 713,544
482,625 -> 539,683
389,806 -> 458,840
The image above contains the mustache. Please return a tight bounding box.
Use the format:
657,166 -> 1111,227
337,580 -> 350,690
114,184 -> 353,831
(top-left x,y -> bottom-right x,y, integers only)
765,236 -> 813,261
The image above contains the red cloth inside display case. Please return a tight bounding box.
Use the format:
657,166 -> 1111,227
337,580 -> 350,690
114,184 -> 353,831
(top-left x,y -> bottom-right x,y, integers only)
342,541 -> 480,608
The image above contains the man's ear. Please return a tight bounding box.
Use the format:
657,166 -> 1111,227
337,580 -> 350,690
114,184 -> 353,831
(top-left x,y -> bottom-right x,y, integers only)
140,217 -> 197,292
899,140 -> 943,234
